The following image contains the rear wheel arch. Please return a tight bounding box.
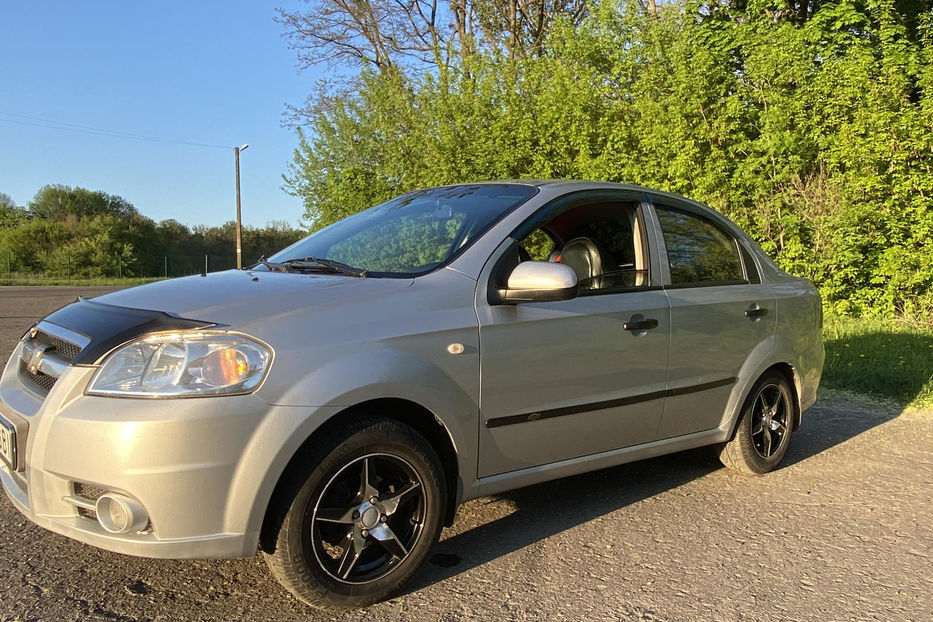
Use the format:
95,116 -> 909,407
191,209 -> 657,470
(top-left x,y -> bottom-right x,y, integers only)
769,362 -> 802,431
259,398 -> 460,554
719,368 -> 796,474
729,362 -> 801,441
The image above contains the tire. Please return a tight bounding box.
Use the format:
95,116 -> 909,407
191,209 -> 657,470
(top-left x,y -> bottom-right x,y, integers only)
718,371 -> 795,475
263,417 -> 447,610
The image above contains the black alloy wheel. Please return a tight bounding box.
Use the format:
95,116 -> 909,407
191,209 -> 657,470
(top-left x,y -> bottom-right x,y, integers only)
718,371 -> 795,475
263,417 -> 446,610
749,383 -> 790,459
308,453 -> 426,583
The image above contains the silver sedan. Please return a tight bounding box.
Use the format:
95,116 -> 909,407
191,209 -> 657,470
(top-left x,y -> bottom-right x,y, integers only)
0,181 -> 823,610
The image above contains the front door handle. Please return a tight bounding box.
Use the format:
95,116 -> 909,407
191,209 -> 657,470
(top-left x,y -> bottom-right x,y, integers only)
745,304 -> 769,320
623,317 -> 659,331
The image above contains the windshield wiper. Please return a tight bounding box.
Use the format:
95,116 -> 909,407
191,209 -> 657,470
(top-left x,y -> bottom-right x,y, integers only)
280,257 -> 368,278
253,258 -> 291,273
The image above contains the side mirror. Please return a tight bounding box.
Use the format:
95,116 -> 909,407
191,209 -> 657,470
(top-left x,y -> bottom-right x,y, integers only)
497,261 -> 578,304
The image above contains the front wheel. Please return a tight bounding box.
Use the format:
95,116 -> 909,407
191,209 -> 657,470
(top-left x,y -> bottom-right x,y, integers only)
263,417 -> 446,610
718,371 -> 795,475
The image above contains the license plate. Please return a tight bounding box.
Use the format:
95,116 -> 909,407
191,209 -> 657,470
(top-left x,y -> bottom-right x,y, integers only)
0,416 -> 15,470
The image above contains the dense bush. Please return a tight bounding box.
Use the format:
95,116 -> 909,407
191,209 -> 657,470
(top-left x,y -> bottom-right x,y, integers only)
284,0 -> 933,321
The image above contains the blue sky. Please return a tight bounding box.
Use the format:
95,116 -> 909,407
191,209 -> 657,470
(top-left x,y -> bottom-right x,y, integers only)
0,1 -> 325,228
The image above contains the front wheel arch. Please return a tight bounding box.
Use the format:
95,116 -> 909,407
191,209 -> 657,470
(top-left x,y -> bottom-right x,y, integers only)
261,416 -> 447,609
260,398 -> 460,554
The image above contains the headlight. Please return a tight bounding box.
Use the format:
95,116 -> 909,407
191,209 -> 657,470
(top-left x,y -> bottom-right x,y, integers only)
88,332 -> 272,398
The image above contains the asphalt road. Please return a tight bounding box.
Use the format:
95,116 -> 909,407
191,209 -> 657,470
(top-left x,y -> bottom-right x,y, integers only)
0,286 -> 930,621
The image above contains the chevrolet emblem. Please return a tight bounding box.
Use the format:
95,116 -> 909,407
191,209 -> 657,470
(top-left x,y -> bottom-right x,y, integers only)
24,343 -> 52,375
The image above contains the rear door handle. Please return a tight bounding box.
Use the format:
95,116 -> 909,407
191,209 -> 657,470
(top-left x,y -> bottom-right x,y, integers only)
745,305 -> 769,319
623,318 -> 659,331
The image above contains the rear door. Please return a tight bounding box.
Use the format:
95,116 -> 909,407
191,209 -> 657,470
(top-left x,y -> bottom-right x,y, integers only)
648,198 -> 776,438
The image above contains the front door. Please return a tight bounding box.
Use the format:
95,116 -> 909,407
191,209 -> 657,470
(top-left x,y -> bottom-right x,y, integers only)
476,291 -> 671,477
475,192 -> 671,478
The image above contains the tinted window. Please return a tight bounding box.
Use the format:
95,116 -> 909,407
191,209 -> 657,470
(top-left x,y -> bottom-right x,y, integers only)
655,206 -> 744,285
271,185 -> 538,275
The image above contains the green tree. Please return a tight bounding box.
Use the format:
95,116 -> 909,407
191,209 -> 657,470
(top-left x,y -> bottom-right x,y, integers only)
0,193 -> 27,230
28,184 -> 138,222
1,185 -> 306,279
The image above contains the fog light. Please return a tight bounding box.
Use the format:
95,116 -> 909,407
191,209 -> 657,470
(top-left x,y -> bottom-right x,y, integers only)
95,494 -> 149,534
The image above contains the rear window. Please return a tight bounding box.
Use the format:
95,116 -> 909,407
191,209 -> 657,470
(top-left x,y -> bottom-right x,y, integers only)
655,206 -> 744,285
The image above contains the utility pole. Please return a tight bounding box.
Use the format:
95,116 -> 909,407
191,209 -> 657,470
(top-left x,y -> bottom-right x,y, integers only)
234,143 -> 249,269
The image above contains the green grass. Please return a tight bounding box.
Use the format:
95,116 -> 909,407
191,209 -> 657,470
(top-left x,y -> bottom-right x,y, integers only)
823,314 -> 933,409
0,277 -> 165,287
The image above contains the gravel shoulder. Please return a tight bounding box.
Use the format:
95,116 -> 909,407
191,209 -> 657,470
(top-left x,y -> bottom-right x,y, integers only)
0,287 -> 930,622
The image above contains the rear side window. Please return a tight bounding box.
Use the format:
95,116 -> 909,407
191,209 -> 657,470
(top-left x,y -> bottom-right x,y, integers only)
655,206 -> 744,285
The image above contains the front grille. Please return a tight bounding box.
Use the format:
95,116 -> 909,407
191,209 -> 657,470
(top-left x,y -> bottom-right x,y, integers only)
19,360 -> 56,396
32,331 -> 81,363
17,328 -> 84,398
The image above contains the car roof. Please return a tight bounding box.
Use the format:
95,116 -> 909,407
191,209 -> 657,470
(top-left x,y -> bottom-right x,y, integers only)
460,179 -> 687,198
449,179 -> 711,209
484,180 -> 753,245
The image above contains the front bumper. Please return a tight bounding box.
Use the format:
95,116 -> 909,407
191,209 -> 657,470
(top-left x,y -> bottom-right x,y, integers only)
0,466 -> 255,558
0,358 -> 326,559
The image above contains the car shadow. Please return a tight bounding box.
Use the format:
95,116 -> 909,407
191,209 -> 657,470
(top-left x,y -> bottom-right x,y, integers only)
407,392 -> 901,593
779,390 -> 901,468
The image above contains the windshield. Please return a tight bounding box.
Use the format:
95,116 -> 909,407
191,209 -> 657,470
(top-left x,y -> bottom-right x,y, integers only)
268,184 -> 538,276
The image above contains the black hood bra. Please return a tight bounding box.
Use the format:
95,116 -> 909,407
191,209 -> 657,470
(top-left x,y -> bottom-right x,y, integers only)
42,297 -> 212,365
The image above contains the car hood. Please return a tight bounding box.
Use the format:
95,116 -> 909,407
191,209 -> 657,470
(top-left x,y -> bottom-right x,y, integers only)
91,269 -> 414,327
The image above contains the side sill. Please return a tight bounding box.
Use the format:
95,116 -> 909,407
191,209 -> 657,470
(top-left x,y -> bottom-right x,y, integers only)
474,427 -> 728,499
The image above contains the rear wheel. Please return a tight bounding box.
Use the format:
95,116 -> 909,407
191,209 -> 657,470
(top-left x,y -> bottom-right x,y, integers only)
263,417 -> 446,610
718,372 -> 795,475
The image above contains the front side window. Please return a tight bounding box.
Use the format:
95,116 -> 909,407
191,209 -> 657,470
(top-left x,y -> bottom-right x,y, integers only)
517,199 -> 649,295
519,228 -> 557,261
655,206 -> 744,285
271,184 -> 538,276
